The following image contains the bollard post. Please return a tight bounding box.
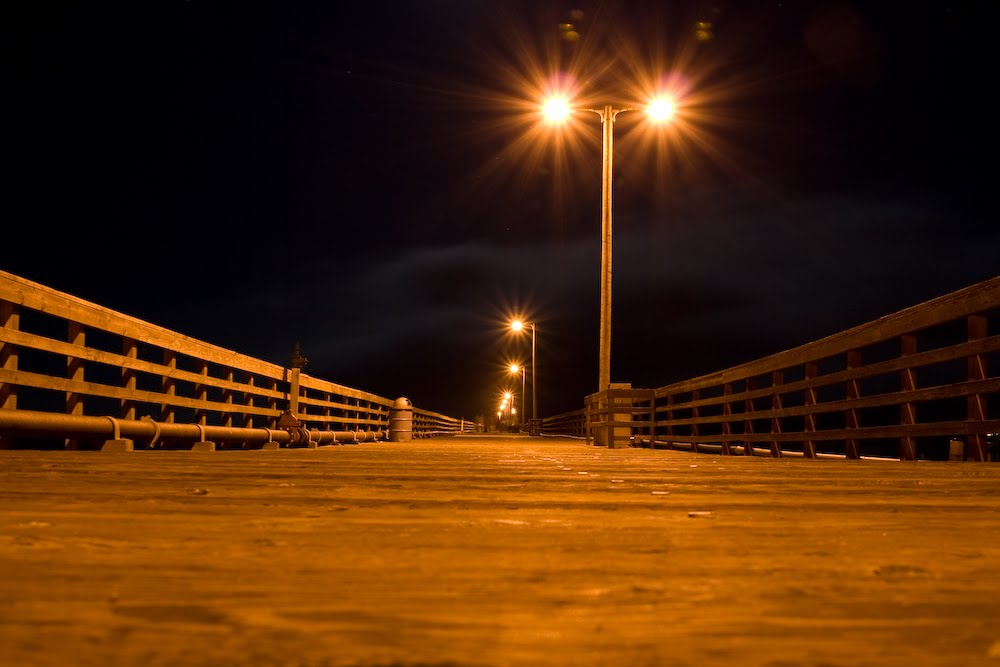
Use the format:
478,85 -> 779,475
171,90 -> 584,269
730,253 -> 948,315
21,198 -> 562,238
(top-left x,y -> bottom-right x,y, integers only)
948,438 -> 965,462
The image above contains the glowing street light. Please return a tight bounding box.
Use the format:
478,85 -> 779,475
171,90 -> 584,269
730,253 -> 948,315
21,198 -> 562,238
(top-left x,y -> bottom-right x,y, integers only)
646,97 -> 675,122
499,390 -> 515,428
542,94 -> 675,393
543,97 -> 572,122
510,319 -> 537,424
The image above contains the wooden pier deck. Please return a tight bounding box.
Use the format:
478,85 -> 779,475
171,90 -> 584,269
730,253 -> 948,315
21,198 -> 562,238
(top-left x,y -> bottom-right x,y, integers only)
2,435 -> 999,666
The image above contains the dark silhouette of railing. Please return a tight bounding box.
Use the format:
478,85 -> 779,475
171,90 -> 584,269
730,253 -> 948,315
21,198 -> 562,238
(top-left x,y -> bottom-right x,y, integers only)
0,270 -> 477,450
541,275 -> 1000,461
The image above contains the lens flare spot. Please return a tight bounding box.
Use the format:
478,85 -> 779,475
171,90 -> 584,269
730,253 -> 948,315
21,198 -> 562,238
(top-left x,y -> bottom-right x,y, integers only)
543,97 -> 572,122
647,97 -> 675,122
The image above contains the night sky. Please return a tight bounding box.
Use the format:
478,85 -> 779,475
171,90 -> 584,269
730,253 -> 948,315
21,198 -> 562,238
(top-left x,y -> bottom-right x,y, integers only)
5,0 -> 997,421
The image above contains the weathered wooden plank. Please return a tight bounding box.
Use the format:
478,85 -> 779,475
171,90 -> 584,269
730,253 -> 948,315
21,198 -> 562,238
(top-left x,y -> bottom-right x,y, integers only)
295,392 -> 388,415
653,377 -> 1000,428
653,334 -> 1000,409
298,372 -> 394,405
0,368 -> 279,418
0,328 -> 286,400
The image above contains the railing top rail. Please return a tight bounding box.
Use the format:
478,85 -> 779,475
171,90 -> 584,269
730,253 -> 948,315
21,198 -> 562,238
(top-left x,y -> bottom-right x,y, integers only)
653,275 -> 1000,395
297,373 -> 394,406
413,406 -> 450,417
0,270 -> 284,379
584,388 -> 656,403
0,270 -> 399,405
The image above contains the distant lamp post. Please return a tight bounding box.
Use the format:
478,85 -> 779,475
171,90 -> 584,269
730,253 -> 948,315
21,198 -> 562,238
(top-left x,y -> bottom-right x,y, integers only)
542,95 -> 675,393
509,363 -> 526,428
510,319 -> 537,423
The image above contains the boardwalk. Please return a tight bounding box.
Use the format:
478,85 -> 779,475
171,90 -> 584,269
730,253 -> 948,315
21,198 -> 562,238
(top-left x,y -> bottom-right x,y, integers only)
2,435 -> 999,667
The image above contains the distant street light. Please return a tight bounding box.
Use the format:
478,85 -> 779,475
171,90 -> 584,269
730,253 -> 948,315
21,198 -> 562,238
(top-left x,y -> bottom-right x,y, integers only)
542,96 -> 675,393
510,319 -> 537,423
509,363 -> 526,428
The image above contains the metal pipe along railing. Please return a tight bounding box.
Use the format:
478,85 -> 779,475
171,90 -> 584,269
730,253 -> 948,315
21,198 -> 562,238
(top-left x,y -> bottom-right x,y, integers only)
0,408 -> 386,449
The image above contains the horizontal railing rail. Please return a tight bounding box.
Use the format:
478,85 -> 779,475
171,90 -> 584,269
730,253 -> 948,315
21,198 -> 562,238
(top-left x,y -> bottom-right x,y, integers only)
546,275 -> 1000,461
0,270 -> 476,449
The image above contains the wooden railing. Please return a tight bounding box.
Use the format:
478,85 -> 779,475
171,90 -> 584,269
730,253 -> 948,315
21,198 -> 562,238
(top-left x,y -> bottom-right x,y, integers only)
538,407 -> 587,438
414,408 -> 478,437
545,275 -> 1000,461
0,270 -> 475,449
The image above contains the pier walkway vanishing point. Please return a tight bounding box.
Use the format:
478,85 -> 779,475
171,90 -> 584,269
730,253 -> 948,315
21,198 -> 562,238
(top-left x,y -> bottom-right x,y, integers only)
2,434 -> 999,667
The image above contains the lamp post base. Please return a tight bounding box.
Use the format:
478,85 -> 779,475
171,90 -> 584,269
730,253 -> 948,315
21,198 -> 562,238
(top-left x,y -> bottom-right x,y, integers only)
593,382 -> 633,448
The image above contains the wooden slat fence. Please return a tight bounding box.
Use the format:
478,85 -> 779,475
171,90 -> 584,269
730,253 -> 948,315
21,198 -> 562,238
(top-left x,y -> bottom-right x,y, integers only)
542,275 -> 1000,461
0,270 -> 474,449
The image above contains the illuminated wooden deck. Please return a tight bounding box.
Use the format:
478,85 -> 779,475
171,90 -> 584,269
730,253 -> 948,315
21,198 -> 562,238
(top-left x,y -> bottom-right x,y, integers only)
2,435 -> 999,666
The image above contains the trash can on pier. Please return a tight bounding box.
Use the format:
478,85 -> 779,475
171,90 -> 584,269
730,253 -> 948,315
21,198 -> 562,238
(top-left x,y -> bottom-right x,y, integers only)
389,397 -> 413,442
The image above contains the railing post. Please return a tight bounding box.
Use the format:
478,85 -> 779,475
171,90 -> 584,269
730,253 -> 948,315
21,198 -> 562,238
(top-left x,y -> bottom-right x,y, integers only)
770,371 -> 784,457
242,373 -> 255,428
585,395 -> 594,446
648,390 -> 657,448
66,322 -> 85,450
591,390 -> 608,447
743,377 -> 756,456
691,389 -> 700,454
721,383 -> 733,455
222,368 -> 234,428
803,362 -> 817,458
665,393 -> 674,448
267,378 -> 279,428
966,314 -> 988,461
195,359 -> 209,426
121,337 -> 137,421
0,301 -> 19,449
899,334 -> 918,460
160,350 -> 177,423
601,384 -> 633,448
845,349 -> 862,459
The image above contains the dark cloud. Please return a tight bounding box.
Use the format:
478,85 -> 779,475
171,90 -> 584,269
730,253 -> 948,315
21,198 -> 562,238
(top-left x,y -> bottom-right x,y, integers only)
184,190 -> 991,418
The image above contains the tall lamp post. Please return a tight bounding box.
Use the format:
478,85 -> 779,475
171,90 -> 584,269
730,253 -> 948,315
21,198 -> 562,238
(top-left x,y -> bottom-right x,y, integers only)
510,320 -> 537,423
509,363 -> 526,428
543,97 -> 674,393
